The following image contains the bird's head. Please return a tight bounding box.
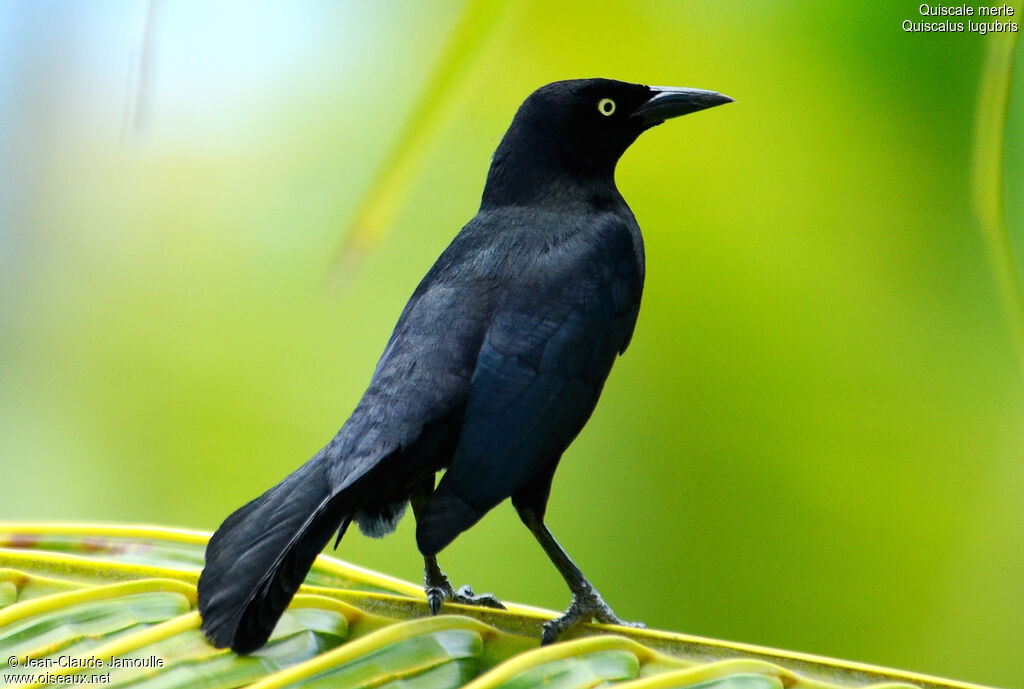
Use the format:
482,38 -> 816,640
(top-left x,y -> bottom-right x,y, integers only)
482,78 -> 733,207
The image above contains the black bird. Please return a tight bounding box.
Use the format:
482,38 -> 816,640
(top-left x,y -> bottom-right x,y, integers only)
198,78 -> 732,653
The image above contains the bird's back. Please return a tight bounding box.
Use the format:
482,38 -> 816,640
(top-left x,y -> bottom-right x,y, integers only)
408,199 -> 646,554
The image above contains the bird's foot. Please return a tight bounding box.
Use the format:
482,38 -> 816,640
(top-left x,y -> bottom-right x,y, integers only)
425,575 -> 505,615
541,584 -> 645,645
453,584 -> 506,610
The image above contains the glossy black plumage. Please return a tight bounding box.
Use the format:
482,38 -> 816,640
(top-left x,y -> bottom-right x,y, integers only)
198,78 -> 732,653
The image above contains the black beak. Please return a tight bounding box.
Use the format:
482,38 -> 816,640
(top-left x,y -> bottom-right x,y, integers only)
631,86 -> 734,126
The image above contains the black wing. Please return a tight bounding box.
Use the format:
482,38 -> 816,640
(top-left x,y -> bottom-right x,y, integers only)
416,215 -> 644,555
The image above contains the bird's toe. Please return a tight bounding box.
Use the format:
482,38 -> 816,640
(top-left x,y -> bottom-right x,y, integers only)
424,579 -> 505,615
426,586 -> 449,616
453,585 -> 506,610
540,589 -> 641,645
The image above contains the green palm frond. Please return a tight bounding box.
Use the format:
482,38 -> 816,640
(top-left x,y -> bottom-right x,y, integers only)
0,523 -> 999,689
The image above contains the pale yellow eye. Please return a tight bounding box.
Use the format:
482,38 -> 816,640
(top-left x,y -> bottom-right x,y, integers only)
597,98 -> 616,116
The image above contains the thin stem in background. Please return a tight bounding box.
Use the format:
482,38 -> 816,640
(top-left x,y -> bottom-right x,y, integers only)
973,7 -> 1024,381
326,0 -> 520,286
121,0 -> 158,144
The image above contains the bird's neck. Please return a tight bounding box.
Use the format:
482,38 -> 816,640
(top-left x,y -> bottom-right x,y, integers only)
479,132 -> 622,210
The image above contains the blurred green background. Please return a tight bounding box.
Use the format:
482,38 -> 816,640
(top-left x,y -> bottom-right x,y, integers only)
1,1 -> 1022,687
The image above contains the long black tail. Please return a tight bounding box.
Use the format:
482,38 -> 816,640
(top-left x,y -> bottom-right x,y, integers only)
198,450 -> 346,653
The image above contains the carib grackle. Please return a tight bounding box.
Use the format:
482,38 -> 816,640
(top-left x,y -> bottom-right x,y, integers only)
198,78 -> 732,652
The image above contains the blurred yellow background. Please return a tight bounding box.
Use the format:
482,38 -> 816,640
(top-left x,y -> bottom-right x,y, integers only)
1,2 -> 1022,687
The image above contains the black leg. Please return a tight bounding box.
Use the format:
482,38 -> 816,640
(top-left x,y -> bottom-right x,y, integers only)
411,478 -> 505,615
518,506 -> 644,644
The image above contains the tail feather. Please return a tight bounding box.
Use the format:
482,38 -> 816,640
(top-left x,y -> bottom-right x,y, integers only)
198,405 -> 450,652
198,452 -> 345,653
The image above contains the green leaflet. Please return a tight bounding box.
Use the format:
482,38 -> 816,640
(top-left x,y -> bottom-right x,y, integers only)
0,591 -> 190,659
679,675 -> 784,689
286,629 -> 482,689
105,627 -> 348,689
489,649 -> 640,689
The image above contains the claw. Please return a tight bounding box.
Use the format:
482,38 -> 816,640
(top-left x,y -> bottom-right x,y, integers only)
422,562 -> 505,614
540,585 -> 643,645
427,587 -> 446,616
